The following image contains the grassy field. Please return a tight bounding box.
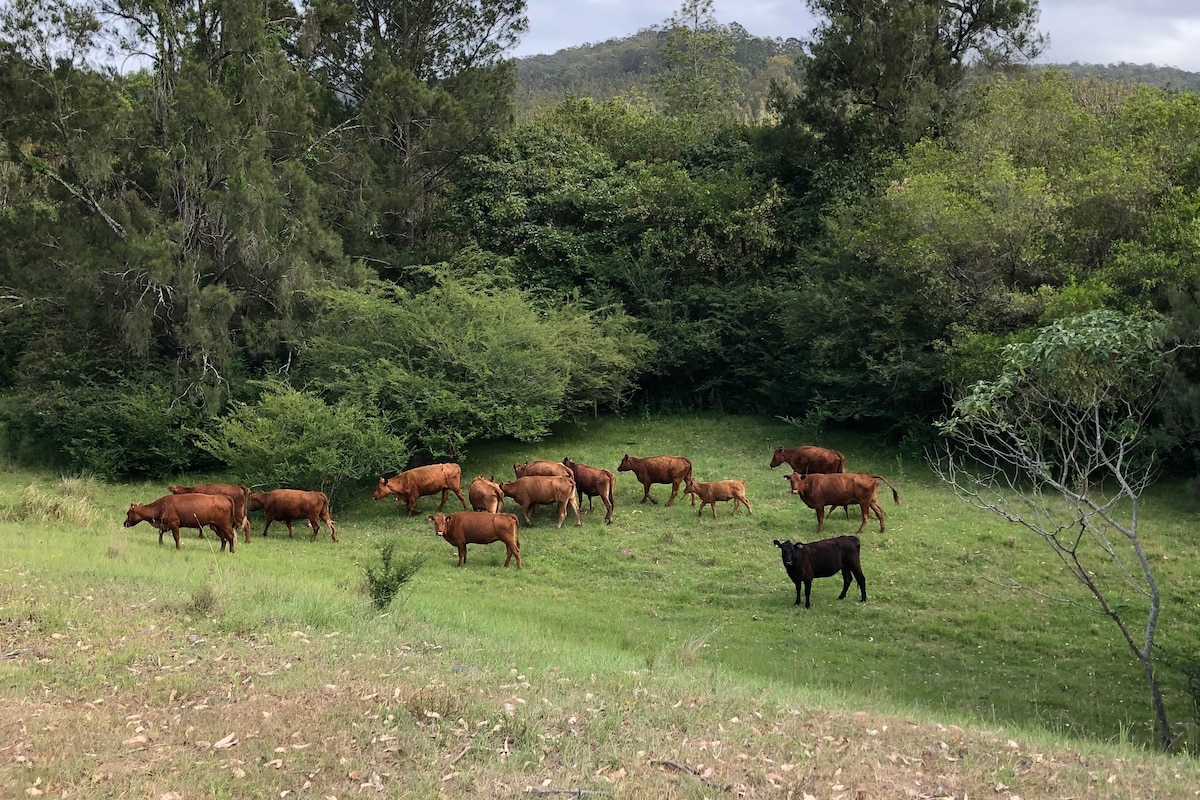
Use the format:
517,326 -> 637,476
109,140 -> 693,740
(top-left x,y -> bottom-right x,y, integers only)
3,413 -> 1200,798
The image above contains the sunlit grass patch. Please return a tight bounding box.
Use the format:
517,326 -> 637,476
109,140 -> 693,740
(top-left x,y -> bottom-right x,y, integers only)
0,483 -> 100,526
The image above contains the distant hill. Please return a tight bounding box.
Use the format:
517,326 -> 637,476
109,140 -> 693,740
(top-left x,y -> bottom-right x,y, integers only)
514,28 -> 1200,119
514,23 -> 806,120
1046,61 -> 1200,94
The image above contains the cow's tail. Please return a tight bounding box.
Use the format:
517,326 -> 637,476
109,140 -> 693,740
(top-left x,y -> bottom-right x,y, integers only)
835,451 -> 846,473
873,476 -> 900,505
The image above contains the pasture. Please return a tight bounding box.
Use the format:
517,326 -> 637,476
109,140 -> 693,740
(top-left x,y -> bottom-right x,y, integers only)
3,414 -> 1200,798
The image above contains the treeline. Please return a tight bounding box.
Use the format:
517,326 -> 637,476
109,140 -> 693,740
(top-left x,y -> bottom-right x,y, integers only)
3,0 -> 1200,494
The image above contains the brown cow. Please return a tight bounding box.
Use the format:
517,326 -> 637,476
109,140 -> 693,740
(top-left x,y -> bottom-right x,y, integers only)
469,475 -> 505,514
785,472 -> 900,534
124,493 -> 237,552
562,457 -> 616,524
769,445 -> 846,475
513,460 -> 573,478
373,463 -> 467,517
682,476 -> 753,518
169,483 -> 252,542
499,476 -> 581,528
250,489 -> 337,541
774,537 -> 867,609
617,454 -> 692,506
429,512 -> 522,568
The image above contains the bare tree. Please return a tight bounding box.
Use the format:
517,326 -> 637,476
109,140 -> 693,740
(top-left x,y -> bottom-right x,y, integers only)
932,309 -> 1176,750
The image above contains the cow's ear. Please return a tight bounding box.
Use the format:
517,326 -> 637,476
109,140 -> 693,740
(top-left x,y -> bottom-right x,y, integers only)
773,539 -> 781,547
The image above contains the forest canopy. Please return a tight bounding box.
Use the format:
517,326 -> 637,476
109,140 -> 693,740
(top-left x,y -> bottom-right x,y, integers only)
3,0 -> 1200,489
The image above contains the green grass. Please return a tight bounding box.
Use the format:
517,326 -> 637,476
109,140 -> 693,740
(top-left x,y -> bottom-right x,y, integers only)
3,413 -> 1200,798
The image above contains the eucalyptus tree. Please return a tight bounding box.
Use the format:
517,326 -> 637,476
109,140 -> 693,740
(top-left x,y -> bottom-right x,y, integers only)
297,0 -> 527,269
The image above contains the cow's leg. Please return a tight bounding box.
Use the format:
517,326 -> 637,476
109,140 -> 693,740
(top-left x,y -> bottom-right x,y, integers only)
308,516 -> 320,542
435,489 -> 449,512
555,499 -> 567,529
838,568 -> 853,599
241,517 -> 252,543
457,545 -> 467,566
854,567 -> 867,602
870,501 -> 886,532
742,496 -> 754,515
285,520 -> 296,538
262,515 -> 274,538
602,491 -> 614,525
666,480 -> 681,507
709,502 -> 717,519
641,481 -> 656,504
521,502 -> 534,525
323,513 -> 338,542
452,486 -> 468,510
803,580 -> 812,609
570,494 -> 581,527
794,581 -> 803,606
170,525 -> 181,550
815,506 -> 826,533
406,496 -> 418,517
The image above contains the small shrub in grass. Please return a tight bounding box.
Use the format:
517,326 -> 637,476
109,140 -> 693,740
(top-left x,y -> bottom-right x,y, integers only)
188,583 -> 222,618
364,541 -> 423,609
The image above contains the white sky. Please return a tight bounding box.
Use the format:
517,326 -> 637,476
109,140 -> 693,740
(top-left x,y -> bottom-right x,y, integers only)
511,0 -> 1200,73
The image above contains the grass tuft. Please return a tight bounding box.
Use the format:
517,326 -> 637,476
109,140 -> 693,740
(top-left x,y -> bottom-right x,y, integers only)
0,483 -> 99,526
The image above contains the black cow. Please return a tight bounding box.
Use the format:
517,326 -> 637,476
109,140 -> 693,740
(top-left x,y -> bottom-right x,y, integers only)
773,537 -> 867,609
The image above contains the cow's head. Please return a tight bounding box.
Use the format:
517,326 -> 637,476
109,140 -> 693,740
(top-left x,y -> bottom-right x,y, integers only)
248,493 -> 266,511
513,463 -> 527,478
428,514 -> 451,537
123,504 -> 144,527
682,476 -> 698,495
774,539 -> 803,568
769,446 -> 789,468
786,472 -> 809,495
562,456 -> 576,470
167,485 -> 184,494
617,454 -> 633,472
372,477 -> 393,500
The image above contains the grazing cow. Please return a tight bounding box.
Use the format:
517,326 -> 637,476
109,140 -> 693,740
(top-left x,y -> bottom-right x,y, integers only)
617,454 -> 693,506
469,475 -> 505,514
250,489 -> 337,542
499,476 -> 582,528
513,460 -> 573,479
774,537 -> 867,609
769,445 -> 846,475
429,512 -> 522,568
562,457 -> 616,524
168,483 -> 252,542
682,476 -> 753,518
373,463 -> 467,517
785,472 -> 900,534
124,493 -> 237,552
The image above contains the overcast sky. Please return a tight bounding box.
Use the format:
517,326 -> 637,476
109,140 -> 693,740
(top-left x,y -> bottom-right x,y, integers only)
512,1 -> 1200,73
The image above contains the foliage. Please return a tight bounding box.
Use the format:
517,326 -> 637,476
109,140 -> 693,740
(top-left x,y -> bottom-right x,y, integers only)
362,540 -> 424,609
194,383 -> 410,504
0,379 -> 205,479
936,309 -> 1177,750
654,0 -> 742,123
295,268 -> 652,457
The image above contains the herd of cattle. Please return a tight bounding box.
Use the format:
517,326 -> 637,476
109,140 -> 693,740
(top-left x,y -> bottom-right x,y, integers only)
122,445 -> 900,609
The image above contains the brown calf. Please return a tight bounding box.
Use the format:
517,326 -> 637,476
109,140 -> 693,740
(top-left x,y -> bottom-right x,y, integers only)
429,512 -> 522,568
616,454 -> 692,506
562,457 -> 616,524
682,476 -> 753,518
513,460 -> 573,479
785,472 -> 900,534
373,463 -> 467,517
499,476 -> 582,528
469,475 -> 505,514
124,493 -> 237,552
169,482 -> 252,542
250,489 -> 337,542
769,445 -> 845,475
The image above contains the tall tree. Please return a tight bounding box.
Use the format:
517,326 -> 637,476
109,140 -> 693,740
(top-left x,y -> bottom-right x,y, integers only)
935,310 -> 1178,751
796,0 -> 1044,150
654,0 -> 742,122
298,0 -> 527,268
